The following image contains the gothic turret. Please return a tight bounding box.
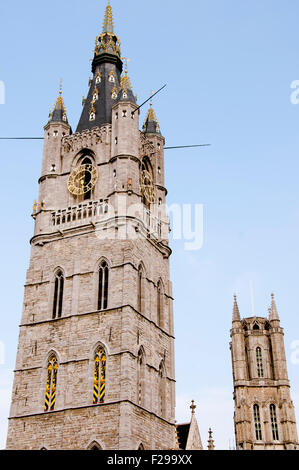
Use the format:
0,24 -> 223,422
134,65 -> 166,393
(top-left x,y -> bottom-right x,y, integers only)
41,87 -> 71,182
76,1 -> 136,132
48,88 -> 69,125
143,101 -> 161,135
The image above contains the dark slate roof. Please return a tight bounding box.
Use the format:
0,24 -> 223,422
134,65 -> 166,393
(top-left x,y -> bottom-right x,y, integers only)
48,93 -> 69,126
76,60 -> 122,133
142,104 -> 161,135
76,4 -> 136,133
176,423 -> 190,450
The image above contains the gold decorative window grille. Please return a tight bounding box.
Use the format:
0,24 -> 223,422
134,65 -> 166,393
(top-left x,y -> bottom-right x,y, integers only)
93,347 -> 106,404
44,355 -> 58,412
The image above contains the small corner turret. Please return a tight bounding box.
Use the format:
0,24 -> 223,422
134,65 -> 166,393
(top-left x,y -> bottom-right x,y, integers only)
143,100 -> 161,135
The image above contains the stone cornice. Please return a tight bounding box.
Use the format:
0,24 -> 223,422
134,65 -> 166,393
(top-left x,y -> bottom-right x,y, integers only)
19,304 -> 175,339
8,399 -> 176,426
30,217 -> 171,258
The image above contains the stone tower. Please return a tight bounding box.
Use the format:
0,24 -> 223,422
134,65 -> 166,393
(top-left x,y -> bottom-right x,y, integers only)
6,2 -> 176,450
230,294 -> 298,450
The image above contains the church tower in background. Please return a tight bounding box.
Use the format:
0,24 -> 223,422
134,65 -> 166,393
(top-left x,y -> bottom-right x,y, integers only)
6,2 -> 176,450
230,294 -> 298,450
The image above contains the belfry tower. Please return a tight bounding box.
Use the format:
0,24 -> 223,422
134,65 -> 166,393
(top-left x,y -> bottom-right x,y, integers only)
6,2 -> 176,450
230,294 -> 298,450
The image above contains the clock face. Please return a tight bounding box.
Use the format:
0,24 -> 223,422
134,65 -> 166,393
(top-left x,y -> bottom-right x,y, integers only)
140,169 -> 156,204
67,163 -> 98,196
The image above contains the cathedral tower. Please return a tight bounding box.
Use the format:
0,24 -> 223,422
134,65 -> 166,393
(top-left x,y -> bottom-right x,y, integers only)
230,294 -> 298,450
6,2 -> 176,450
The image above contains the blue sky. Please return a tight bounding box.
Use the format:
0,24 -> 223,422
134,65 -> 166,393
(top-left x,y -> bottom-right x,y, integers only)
1,0 -> 299,450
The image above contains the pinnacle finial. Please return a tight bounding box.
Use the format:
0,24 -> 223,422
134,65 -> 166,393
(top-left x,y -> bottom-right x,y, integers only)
232,294 -> 241,322
207,428 -> 215,450
190,400 -> 196,415
103,0 -> 114,34
269,292 -> 280,321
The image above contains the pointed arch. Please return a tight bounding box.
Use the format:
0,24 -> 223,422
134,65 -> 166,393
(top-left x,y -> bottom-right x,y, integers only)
137,346 -> 146,407
97,259 -> 109,310
138,443 -> 145,450
72,149 -> 96,169
70,150 -> 97,201
87,441 -> 103,450
93,345 -> 107,405
52,268 -> 64,319
158,360 -> 166,418
44,353 -> 59,412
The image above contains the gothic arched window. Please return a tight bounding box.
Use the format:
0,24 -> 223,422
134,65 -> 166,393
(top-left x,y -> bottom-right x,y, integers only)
98,261 -> 109,310
245,346 -> 251,379
270,404 -> 279,441
159,361 -> 166,418
93,347 -> 106,404
137,347 -> 145,406
256,347 -> 264,378
44,354 -> 58,412
253,404 -> 262,441
88,441 -> 102,450
157,281 -> 163,328
52,270 -> 64,319
140,157 -> 154,208
81,157 -> 93,200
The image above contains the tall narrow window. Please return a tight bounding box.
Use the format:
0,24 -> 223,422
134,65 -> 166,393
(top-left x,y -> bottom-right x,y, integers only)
137,348 -> 145,406
256,347 -> 264,378
159,361 -> 166,418
44,354 -> 58,412
82,157 -> 92,200
137,265 -> 144,313
253,404 -> 262,440
157,281 -> 163,328
245,346 -> 251,379
270,404 -> 279,441
93,347 -> 106,404
98,261 -> 109,310
52,270 -> 64,319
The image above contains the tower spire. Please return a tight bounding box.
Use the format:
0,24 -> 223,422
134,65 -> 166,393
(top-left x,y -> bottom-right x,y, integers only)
102,0 -> 114,34
143,92 -> 161,134
232,294 -> 241,322
269,293 -> 280,321
49,80 -> 68,124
